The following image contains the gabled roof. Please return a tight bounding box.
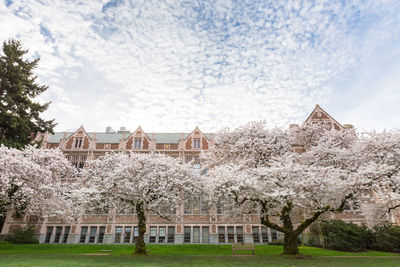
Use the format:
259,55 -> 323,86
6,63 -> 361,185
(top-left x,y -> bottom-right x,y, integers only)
304,104 -> 343,128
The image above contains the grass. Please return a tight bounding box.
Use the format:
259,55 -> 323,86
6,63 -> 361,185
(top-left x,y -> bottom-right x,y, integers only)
0,243 -> 399,266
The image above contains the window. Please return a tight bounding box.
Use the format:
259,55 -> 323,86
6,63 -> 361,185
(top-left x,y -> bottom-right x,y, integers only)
158,226 -> 166,243
185,155 -> 192,162
227,226 -> 234,243
54,227 -> 62,243
184,227 -> 191,243
89,227 -> 97,243
124,227 -> 132,243
193,196 -> 200,214
79,155 -> 86,169
193,227 -> 200,243
236,226 -> 243,243
114,226 -> 122,243
133,226 -> 139,243
75,137 -> 83,148
62,226 -> 70,243
218,226 -> 225,243
271,229 -> 278,241
72,155 -> 79,168
184,199 -> 192,215
80,226 -> 88,243
193,138 -> 200,149
167,226 -> 175,243
149,226 -> 157,243
252,226 -> 260,243
202,227 -> 209,243
262,227 -> 269,243
98,227 -> 105,243
134,138 -> 142,149
44,226 -> 53,243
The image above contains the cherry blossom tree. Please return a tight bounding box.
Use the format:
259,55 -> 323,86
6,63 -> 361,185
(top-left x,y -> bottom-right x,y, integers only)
356,130 -> 400,225
75,152 -> 196,255
0,145 -> 76,231
203,122 -> 366,255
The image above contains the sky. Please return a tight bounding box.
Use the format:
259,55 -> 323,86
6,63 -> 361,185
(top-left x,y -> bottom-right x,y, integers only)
1,0 -> 400,133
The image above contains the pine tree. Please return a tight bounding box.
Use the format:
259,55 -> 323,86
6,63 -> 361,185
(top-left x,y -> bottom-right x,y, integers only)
0,39 -> 55,148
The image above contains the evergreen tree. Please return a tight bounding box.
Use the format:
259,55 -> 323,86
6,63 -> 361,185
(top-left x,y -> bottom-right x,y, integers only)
0,39 -> 55,149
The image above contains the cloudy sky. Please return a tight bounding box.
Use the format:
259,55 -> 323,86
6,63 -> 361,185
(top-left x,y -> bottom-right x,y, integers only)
1,0 -> 400,133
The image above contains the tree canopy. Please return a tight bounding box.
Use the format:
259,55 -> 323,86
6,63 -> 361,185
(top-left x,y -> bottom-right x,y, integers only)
0,39 -> 55,149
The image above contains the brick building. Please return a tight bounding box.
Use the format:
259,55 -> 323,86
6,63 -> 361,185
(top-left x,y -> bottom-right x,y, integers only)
1,105 -> 385,244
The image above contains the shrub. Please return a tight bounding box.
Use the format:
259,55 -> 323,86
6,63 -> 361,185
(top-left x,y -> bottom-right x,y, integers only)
6,227 -> 38,244
320,220 -> 373,252
371,224 -> 400,253
305,236 -> 316,247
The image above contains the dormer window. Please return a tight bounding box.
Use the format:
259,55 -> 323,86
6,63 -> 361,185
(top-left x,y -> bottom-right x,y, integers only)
75,137 -> 83,148
193,138 -> 200,149
134,137 -> 142,149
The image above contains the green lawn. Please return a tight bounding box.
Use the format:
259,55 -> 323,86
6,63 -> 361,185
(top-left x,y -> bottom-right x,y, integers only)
0,243 -> 399,266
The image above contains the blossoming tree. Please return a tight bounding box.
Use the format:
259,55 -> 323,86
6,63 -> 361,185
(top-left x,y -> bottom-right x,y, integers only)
0,145 -> 76,231
203,122 -> 366,254
75,152 -> 196,255
356,130 -> 400,225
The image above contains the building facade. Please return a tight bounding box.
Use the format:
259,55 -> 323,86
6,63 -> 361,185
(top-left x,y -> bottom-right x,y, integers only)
1,105 -> 383,244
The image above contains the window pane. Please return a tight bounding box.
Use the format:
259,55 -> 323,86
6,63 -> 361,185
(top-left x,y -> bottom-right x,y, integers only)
98,226 -> 105,243
44,226 -> 53,243
193,227 -> 200,243
184,227 -> 191,243
114,226 -> 122,243
218,226 -> 225,243
202,227 -> 209,243
124,226 -> 132,243
80,226 -> 88,243
62,226 -> 70,243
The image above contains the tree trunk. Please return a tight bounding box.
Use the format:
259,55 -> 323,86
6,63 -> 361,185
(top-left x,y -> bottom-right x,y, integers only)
134,203 -> 147,255
283,232 -> 299,255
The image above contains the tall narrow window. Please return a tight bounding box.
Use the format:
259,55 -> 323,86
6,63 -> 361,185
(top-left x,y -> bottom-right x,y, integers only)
134,138 -> 142,149
185,155 -> 192,162
227,227 -> 234,243
80,227 -> 88,243
252,226 -> 260,243
236,226 -> 243,243
158,226 -> 166,243
261,227 -> 269,243
218,226 -> 226,243
184,227 -> 191,243
149,226 -> 157,243
167,226 -> 175,243
98,226 -> 105,243
133,226 -> 139,243
54,227 -> 62,243
44,226 -> 53,243
79,155 -> 86,169
75,137 -> 83,148
114,226 -> 122,243
89,227 -> 97,243
62,226 -> 70,243
202,227 -> 209,243
72,155 -> 79,168
124,226 -> 132,243
193,227 -> 200,243
193,138 -> 200,149
271,229 -> 278,241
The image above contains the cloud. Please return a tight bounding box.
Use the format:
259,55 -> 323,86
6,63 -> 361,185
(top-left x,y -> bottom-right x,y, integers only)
1,0 -> 399,132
